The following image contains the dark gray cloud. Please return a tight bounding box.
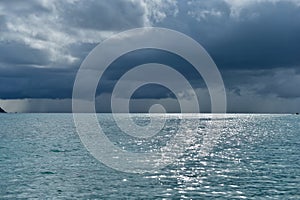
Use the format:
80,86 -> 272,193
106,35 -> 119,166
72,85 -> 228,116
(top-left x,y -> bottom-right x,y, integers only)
0,41 -> 50,66
211,2 -> 300,69
222,68 -> 300,100
157,0 -> 300,70
0,65 -> 75,99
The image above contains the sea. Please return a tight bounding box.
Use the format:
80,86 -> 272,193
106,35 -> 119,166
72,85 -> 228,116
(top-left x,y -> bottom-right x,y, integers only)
0,113 -> 299,199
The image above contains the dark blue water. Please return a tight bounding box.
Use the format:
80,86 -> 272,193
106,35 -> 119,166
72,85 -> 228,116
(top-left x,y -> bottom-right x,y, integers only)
0,114 -> 299,199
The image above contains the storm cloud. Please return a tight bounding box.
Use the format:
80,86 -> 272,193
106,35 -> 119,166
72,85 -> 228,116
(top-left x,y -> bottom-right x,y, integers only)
0,0 -> 300,113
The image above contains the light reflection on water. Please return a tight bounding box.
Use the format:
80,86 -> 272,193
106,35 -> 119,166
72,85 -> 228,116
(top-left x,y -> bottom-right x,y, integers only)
0,114 -> 299,199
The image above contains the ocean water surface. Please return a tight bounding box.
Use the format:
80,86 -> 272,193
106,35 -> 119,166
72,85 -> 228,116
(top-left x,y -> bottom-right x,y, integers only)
0,114 -> 299,199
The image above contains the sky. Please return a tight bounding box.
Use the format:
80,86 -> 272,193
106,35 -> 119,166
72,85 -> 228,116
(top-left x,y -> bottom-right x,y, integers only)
0,0 -> 300,113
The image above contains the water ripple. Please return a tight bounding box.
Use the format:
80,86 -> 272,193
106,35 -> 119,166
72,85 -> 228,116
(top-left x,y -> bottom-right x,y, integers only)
0,114 -> 299,199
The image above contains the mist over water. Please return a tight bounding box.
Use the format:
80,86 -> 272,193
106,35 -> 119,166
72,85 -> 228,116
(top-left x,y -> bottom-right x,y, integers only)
0,114 -> 299,199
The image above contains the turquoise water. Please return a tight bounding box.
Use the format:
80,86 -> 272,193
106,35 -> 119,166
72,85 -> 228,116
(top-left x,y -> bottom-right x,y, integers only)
0,114 -> 299,199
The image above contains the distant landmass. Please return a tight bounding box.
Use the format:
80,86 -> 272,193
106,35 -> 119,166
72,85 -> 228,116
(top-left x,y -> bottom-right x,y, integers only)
0,107 -> 6,113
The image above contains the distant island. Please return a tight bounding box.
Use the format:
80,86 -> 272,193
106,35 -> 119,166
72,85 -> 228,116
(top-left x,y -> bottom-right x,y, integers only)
0,107 -> 6,113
